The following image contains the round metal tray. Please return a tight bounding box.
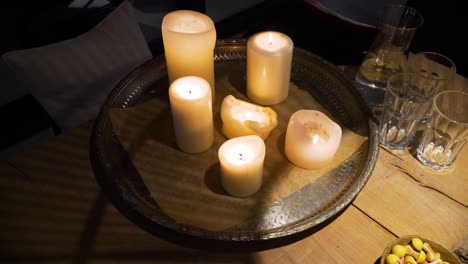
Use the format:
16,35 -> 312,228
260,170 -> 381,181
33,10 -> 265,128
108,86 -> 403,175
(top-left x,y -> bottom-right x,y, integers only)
90,39 -> 379,251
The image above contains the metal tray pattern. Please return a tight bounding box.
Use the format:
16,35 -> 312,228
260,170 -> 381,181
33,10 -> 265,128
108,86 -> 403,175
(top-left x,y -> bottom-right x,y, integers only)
90,39 -> 379,250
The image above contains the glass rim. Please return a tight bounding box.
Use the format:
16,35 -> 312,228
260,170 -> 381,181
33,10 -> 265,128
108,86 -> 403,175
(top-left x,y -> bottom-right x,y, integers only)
380,4 -> 424,30
410,51 -> 457,81
386,72 -> 432,102
433,90 -> 468,125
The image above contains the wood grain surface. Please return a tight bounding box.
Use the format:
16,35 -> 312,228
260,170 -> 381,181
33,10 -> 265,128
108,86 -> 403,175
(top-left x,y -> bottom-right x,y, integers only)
1,73 -> 466,264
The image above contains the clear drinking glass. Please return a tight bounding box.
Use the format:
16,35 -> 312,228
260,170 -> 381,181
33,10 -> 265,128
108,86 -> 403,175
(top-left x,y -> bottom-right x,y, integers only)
379,73 -> 434,149
408,52 -> 456,95
417,91 -> 468,170
356,5 -> 424,90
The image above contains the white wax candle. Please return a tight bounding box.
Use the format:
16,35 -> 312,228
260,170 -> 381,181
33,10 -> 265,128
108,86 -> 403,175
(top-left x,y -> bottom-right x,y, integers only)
218,135 -> 266,198
285,110 -> 342,170
247,31 -> 293,105
162,10 -> 216,97
220,95 -> 278,140
169,76 -> 213,153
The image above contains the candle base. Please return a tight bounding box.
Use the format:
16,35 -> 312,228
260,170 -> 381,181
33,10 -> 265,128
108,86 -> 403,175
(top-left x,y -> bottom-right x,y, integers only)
246,92 -> 288,106
285,151 -> 335,170
221,177 -> 262,198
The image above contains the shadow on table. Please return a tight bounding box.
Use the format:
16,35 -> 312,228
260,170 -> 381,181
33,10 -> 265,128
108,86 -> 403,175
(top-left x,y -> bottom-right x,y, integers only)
0,124 -> 260,264
1,133 -> 351,263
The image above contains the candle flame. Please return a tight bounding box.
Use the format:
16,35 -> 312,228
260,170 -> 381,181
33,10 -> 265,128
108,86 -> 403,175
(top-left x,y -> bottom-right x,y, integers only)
268,33 -> 274,46
312,134 -> 319,144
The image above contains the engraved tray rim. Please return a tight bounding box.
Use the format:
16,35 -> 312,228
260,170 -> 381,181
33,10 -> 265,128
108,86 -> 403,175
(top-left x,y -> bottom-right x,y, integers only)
89,39 -> 380,251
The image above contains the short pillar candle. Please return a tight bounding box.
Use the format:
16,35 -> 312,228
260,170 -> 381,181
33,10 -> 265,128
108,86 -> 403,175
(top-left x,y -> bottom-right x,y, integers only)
247,31 -> 293,105
220,95 -> 278,140
169,76 -> 214,154
285,110 -> 342,170
162,10 -> 216,97
218,135 -> 266,198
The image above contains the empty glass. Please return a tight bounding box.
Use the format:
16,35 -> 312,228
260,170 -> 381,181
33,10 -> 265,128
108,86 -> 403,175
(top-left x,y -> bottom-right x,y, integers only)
379,73 -> 435,149
417,91 -> 468,170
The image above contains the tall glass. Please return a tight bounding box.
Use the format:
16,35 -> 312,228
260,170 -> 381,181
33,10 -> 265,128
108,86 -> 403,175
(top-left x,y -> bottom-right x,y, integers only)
356,5 -> 424,90
417,91 -> 468,170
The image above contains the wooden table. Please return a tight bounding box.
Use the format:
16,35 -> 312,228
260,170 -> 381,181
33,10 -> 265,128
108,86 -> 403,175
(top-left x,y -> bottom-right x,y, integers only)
1,73 -> 467,264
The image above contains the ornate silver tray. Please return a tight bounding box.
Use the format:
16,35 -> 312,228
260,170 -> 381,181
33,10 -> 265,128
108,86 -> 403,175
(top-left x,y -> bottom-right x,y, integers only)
90,40 -> 379,251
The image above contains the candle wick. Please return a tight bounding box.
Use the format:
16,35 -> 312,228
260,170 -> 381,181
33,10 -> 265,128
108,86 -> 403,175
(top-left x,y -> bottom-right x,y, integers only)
188,90 -> 192,95
239,153 -> 243,160
269,41 -> 272,46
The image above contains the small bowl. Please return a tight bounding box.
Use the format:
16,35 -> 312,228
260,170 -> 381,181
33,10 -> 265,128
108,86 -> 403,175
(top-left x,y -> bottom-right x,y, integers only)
381,235 -> 461,264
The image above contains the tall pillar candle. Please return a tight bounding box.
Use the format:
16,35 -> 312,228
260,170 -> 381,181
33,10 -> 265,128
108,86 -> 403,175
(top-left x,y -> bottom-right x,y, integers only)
162,10 -> 216,97
169,76 -> 214,153
218,135 -> 266,198
247,31 -> 293,105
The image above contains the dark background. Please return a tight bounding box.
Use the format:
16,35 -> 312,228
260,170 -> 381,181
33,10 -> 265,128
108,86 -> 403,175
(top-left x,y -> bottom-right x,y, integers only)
0,0 -> 464,153
1,0 -> 464,74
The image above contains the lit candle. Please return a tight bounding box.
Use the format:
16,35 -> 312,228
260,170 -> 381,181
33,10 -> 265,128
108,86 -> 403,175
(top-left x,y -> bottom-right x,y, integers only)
162,10 -> 216,97
220,95 -> 278,140
285,110 -> 342,170
169,76 -> 213,153
247,31 -> 293,105
218,135 -> 266,197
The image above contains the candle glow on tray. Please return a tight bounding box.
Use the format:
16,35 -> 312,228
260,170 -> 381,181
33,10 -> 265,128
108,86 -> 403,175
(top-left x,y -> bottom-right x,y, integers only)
218,135 -> 266,198
220,95 -> 278,140
285,110 -> 342,170
168,76 -> 213,154
247,31 -> 293,106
